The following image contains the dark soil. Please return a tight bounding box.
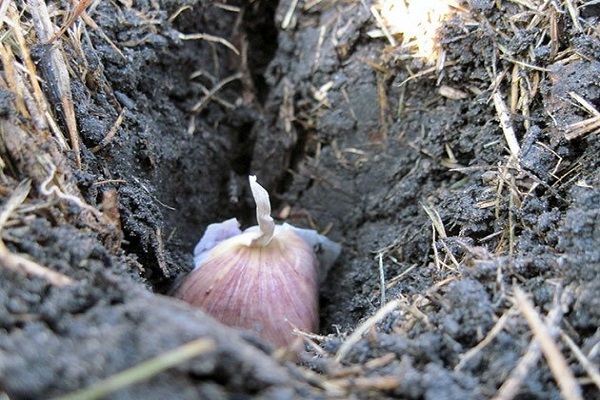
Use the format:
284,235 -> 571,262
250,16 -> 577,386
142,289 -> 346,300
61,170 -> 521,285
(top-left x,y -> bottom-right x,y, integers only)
1,0 -> 599,399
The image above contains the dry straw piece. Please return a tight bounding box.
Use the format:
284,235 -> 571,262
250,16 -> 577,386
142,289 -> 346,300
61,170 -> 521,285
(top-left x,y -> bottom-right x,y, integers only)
512,286 -> 583,400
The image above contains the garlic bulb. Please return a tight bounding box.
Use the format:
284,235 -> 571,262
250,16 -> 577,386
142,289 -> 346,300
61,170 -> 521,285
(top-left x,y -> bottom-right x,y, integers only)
174,176 -> 341,348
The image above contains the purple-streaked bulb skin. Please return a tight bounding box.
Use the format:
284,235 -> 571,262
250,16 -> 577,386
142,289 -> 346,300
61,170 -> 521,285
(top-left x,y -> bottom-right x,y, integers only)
174,176 -> 341,349
281,223 -> 341,283
193,221 -> 341,281
176,224 -> 320,348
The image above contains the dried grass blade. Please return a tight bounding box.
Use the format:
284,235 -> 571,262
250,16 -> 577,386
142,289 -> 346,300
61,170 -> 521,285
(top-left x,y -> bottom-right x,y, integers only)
54,338 -> 216,400
28,0 -> 81,167
335,299 -> 400,363
421,203 -> 447,238
513,286 -> 583,400
493,298 -> 564,400
0,240 -> 74,286
493,90 -> 520,159
565,115 -> 600,141
560,330 -> 600,392
179,32 -> 240,55
47,0 -> 94,44
568,92 -> 600,117
0,41 -> 29,117
0,179 -> 31,231
6,6 -> 46,122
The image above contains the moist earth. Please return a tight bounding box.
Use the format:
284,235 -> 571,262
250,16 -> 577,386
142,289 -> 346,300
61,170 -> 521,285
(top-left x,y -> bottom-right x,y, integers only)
0,0 -> 599,399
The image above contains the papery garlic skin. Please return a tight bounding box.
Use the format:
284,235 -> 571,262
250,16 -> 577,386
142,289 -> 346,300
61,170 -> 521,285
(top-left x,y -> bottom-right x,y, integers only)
174,176 -> 341,349
192,217 -> 242,268
176,225 -> 319,348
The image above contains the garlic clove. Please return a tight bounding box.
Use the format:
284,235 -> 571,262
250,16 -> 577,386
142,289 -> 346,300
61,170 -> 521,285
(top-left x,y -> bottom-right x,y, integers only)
174,175 -> 340,349
175,226 -> 319,348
